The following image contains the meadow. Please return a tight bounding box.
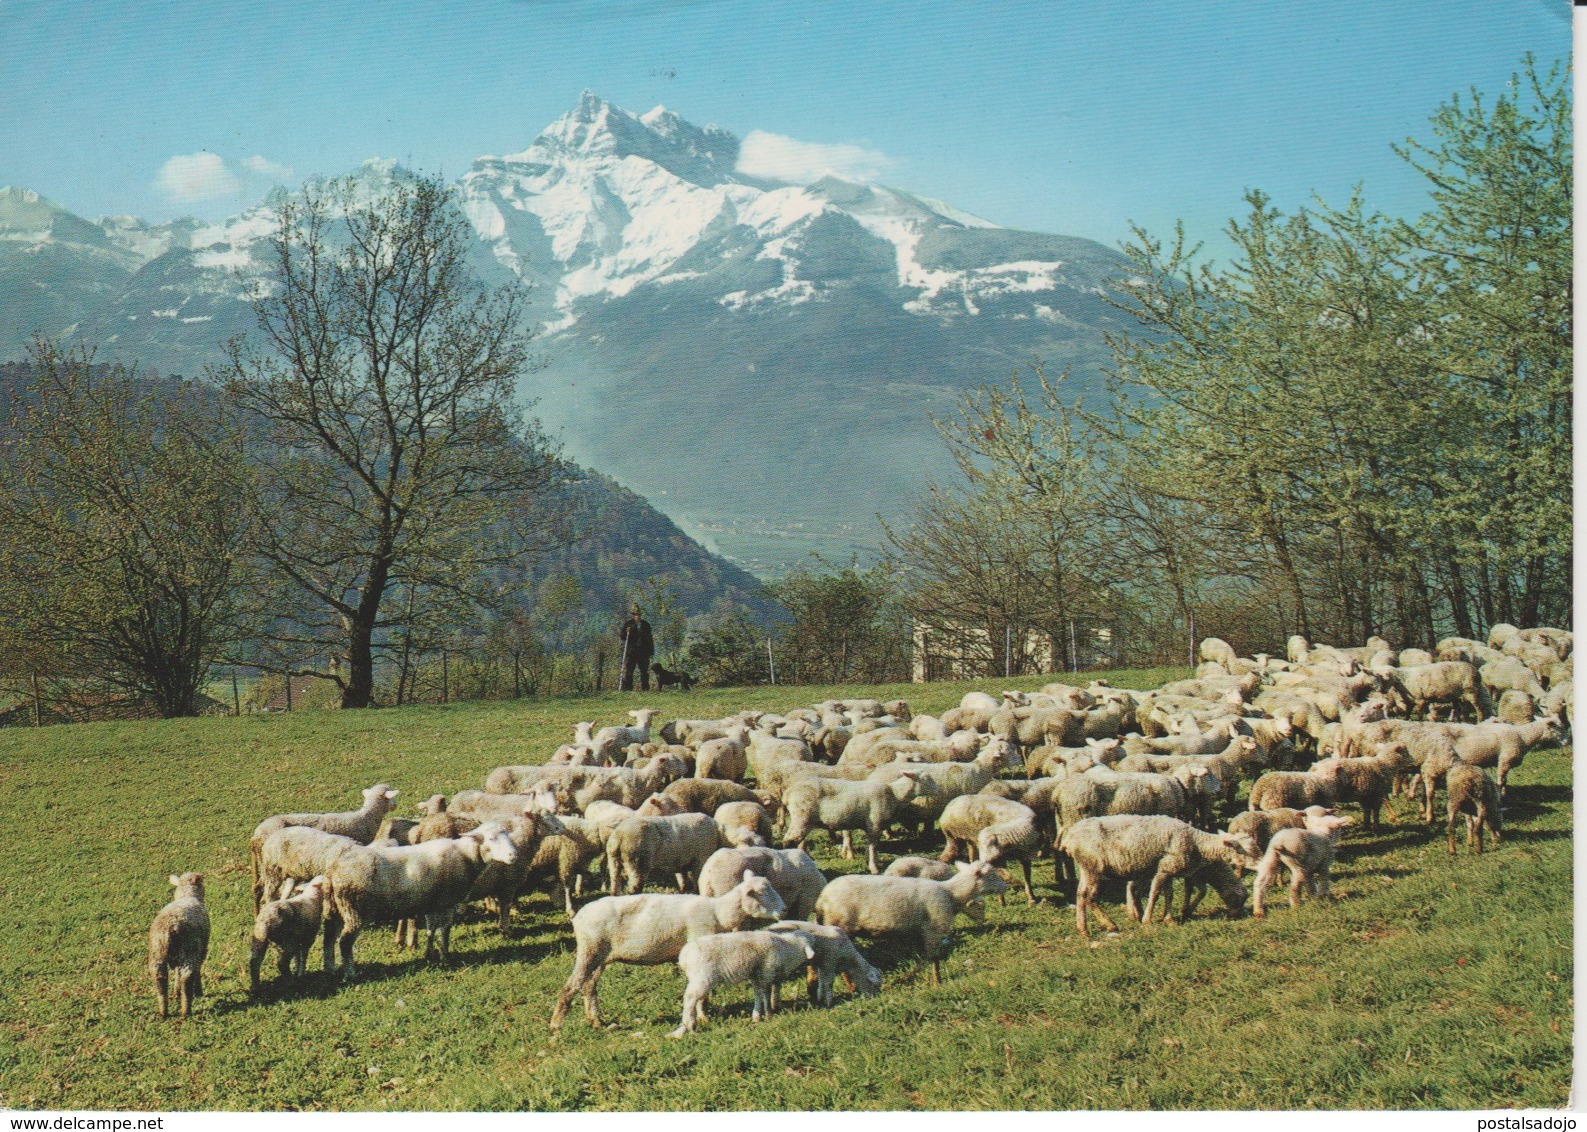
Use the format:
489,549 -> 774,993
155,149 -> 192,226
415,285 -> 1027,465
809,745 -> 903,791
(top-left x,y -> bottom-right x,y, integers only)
0,670 -> 1571,1111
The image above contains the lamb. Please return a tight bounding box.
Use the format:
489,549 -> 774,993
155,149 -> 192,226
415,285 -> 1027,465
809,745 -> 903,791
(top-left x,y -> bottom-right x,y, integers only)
590,708 -> 661,765
148,872 -> 210,1018
662,712 -> 761,746
549,870 -> 788,1031
605,811 -> 722,895
323,822 -> 520,979
937,794 -> 1041,904
1445,761 -> 1503,854
1227,806 -> 1337,854
524,814 -> 603,916
459,813 -> 565,933
1251,814 -> 1353,918
767,920 -> 883,1006
671,929 -> 817,1035
813,861 -> 1008,984
449,788 -> 558,823
836,727 -> 980,772
695,724 -> 752,782
1057,815 -> 1259,940
1310,743 -> 1415,829
249,783 -> 399,910
548,721 -> 598,765
697,846 -> 828,921
714,800 -> 773,848
939,691 -> 1002,732
781,774 -> 919,873
1451,716 -> 1564,796
1541,680 -> 1573,729
249,874 -> 328,994
865,737 -> 1021,829
413,794 -> 481,843
256,827 -> 363,933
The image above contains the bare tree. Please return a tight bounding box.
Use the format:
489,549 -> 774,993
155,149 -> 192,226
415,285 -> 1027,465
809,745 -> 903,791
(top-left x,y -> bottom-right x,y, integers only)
0,341 -> 257,718
219,170 -> 571,708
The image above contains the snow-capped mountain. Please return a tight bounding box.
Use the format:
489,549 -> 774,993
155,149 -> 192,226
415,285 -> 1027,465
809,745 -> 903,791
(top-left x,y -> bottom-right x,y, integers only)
0,94 -> 1135,569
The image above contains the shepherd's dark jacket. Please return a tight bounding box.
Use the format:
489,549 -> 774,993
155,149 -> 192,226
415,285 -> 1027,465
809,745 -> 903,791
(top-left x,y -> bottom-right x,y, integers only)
620,618 -> 654,657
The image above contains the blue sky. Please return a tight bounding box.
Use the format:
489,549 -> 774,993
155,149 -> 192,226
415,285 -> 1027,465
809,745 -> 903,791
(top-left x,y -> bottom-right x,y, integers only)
0,0 -> 1568,259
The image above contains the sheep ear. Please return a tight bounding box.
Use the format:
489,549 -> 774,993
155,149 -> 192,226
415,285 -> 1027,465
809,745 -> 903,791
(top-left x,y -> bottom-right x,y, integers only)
386,789 -> 400,799
169,874 -> 181,887
742,869 -> 756,884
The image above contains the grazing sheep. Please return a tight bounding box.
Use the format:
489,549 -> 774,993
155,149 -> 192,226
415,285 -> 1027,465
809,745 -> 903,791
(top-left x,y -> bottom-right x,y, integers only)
606,812 -> 722,895
661,777 -> 773,816
1445,762 -> 1503,854
461,813 -> 565,933
550,870 -> 788,1031
714,800 -> 773,848
671,929 -> 817,1035
865,737 -> 1021,830
883,856 -> 957,880
637,793 -> 687,817
697,846 -> 828,921
767,920 -> 883,1006
1248,770 -> 1339,813
1251,814 -> 1352,918
937,794 -> 1041,904
1451,716 -> 1564,797
1058,815 -> 1258,940
449,788 -> 557,823
249,784 -> 399,910
813,861 -> 1008,985
1495,689 -> 1538,724
1368,661 -> 1483,721
1227,806 -> 1336,854
782,774 -> 919,873
324,823 -> 520,980
249,874 -> 327,994
148,872 -> 210,1018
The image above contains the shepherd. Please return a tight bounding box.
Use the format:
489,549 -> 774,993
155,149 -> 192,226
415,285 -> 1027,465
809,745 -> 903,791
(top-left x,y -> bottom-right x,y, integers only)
619,602 -> 655,691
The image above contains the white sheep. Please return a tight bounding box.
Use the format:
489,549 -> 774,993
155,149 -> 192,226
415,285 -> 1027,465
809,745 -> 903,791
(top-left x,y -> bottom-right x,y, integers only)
1058,815 -> 1259,940
781,773 -> 919,873
671,929 -> 817,1036
768,920 -> 883,1007
697,845 -> 828,921
249,874 -> 327,994
937,793 -> 1042,904
590,708 -> 661,765
549,870 -> 788,1031
1445,761 -> 1502,854
324,822 -> 520,979
1251,813 -> 1353,917
148,872 -> 210,1018
248,783 -> 399,911
813,860 -> 1007,985
605,811 -> 722,894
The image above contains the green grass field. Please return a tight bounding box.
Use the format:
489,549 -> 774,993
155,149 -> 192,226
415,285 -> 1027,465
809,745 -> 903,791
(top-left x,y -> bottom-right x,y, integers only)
0,671 -> 1571,1111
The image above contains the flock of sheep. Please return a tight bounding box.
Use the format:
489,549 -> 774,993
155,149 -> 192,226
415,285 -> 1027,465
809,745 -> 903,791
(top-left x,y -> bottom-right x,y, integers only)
148,621 -> 1572,1038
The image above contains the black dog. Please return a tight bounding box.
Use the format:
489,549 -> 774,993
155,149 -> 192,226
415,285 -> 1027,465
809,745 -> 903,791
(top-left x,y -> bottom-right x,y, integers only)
651,662 -> 695,692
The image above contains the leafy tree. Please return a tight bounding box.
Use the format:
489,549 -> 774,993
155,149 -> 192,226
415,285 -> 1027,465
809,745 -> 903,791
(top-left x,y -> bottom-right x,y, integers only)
219,170 -> 573,707
770,560 -> 910,684
0,341 -> 257,717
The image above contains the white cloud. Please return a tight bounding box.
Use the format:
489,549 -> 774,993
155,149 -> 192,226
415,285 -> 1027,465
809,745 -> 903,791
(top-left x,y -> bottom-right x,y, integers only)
154,152 -> 242,202
241,155 -> 295,182
736,129 -> 894,185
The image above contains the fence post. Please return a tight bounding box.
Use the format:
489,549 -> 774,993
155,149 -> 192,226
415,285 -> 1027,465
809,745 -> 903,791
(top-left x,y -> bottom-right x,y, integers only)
1189,615 -> 1197,669
766,638 -> 777,686
441,650 -> 449,704
1005,624 -> 1012,678
31,670 -> 41,727
1068,620 -> 1077,673
232,670 -> 241,717
284,673 -> 293,712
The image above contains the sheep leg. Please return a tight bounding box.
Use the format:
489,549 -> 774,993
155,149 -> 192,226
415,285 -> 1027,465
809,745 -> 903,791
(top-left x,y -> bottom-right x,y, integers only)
1142,870 -> 1170,926
153,965 -> 170,1018
866,835 -> 880,875
671,980 -> 707,1037
497,892 -> 516,933
1019,859 -> 1035,905
336,918 -> 362,981
177,967 -> 194,1018
1287,864 -> 1305,909
752,982 -> 769,1022
841,830 -> 854,860
276,950 -> 293,982
1252,856 -> 1279,919
1124,880 -> 1142,922
248,941 -> 266,995
1447,806 -> 1460,855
